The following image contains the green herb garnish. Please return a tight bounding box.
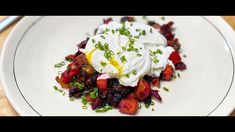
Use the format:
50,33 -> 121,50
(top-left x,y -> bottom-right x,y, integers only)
82,105 -> 88,109
81,95 -> 87,105
183,54 -> 187,58
100,35 -> 105,39
69,97 -> 75,101
116,51 -> 121,55
163,87 -> 169,92
53,86 -> 58,91
92,39 -> 95,43
153,57 -> 159,64
95,105 -> 113,113
95,41 -> 104,50
120,55 -> 127,63
177,73 -> 181,78
90,88 -> 99,99
156,49 -> 163,54
122,46 -> 126,51
54,61 -> 65,68
100,61 -> 107,67
112,29 -> 115,34
161,16 -> 165,20
137,54 -> 142,57
142,30 -> 146,35
132,70 -> 137,75
70,81 -> 84,90
150,28 -> 153,33
125,74 -> 130,78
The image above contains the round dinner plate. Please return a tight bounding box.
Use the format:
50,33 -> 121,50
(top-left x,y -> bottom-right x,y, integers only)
1,16 -> 235,116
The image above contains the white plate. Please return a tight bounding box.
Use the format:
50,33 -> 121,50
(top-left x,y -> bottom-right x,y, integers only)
1,16 -> 235,116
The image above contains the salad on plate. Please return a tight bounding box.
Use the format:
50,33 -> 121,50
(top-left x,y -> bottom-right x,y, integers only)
54,16 -> 187,115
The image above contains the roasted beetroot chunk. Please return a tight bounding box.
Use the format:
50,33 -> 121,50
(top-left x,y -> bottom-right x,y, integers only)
120,16 -> 135,23
103,17 -> 113,24
175,61 -> 187,71
151,90 -> 162,102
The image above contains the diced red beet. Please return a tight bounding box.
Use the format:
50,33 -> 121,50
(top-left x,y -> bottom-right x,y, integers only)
169,51 -> 181,65
175,61 -> 187,71
164,32 -> 174,40
151,77 -> 160,88
151,90 -> 162,102
65,54 -> 76,62
77,39 -> 88,49
91,98 -> 102,110
68,69 -> 79,77
61,70 -> 72,84
103,17 -> 113,24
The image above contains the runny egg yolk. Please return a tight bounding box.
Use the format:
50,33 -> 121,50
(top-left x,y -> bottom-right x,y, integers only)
86,48 -> 123,75
109,58 -> 123,75
86,48 -> 97,64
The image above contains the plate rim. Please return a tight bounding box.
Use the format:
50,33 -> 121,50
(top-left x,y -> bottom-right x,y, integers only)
1,16 -> 235,116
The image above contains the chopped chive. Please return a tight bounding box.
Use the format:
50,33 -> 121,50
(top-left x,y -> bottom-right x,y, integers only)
156,49 -> 162,54
152,108 -> 155,111
134,48 -> 139,52
122,46 -> 126,51
100,35 -> 105,39
142,30 -> 146,35
112,29 -> 115,34
153,58 -> 159,64
92,39 -> 95,43
81,95 -> 87,105
150,101 -> 154,106
150,28 -> 153,33
120,55 -> 127,63
116,51 -> 121,55
69,97 -> 75,101
100,61 -> 107,67
132,70 -> 137,75
177,73 -> 181,78
82,105 -> 88,109
137,54 -> 142,57
95,105 -> 113,113
183,54 -> 187,58
161,16 -> 165,20
62,92 -> 65,96
58,89 -> 63,93
163,87 -> 169,92
90,88 -> 99,99
125,74 -> 130,78
130,23 -> 133,26
54,61 -> 65,68
53,86 -> 58,91
138,104 -> 142,108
